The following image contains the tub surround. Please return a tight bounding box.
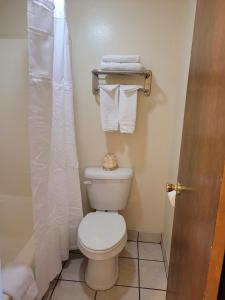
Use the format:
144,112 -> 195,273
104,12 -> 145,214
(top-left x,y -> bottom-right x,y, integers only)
0,195 -> 34,300
3,237 -> 35,300
0,195 -> 33,266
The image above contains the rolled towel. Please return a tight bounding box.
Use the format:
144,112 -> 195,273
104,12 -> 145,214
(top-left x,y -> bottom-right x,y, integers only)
119,85 -> 141,134
102,55 -> 140,63
99,85 -> 119,132
100,62 -> 144,72
2,263 -> 38,300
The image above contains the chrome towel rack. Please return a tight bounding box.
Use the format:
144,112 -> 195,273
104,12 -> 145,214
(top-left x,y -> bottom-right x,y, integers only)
92,69 -> 152,96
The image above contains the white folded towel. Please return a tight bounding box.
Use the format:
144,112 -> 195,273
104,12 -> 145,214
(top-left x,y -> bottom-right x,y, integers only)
102,55 -> 140,63
99,85 -> 119,132
119,85 -> 141,134
100,62 -> 144,72
2,264 -> 38,300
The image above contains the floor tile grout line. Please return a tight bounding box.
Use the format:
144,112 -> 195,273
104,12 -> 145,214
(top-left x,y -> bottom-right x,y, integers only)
140,286 -> 167,292
48,280 -> 58,300
94,291 -> 97,300
89,283 -> 166,292
138,240 -> 161,244
128,239 -> 161,245
119,256 -> 138,260
49,262 -> 66,299
139,258 -> 164,262
137,232 -> 141,300
119,256 -> 164,262
115,284 -> 139,289
160,241 -> 168,280
53,278 -> 98,298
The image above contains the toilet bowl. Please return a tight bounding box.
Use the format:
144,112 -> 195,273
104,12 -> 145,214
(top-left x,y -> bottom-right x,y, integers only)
78,167 -> 133,290
78,211 -> 127,290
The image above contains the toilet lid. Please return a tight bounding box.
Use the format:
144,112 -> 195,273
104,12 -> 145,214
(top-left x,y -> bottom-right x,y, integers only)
78,212 -> 126,251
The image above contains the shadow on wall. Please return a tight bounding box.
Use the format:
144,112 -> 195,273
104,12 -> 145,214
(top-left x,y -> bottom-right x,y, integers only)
93,75 -> 167,228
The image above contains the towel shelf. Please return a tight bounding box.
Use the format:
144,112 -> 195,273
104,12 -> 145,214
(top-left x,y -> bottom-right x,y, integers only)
92,69 -> 152,96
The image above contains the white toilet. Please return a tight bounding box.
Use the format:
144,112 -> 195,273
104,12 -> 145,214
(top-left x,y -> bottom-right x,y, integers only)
78,167 -> 133,290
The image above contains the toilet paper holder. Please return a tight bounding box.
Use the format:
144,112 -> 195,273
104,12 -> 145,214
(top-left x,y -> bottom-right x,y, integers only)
166,182 -> 190,194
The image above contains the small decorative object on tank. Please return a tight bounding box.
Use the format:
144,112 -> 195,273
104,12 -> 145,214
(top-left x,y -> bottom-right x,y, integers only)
102,153 -> 118,171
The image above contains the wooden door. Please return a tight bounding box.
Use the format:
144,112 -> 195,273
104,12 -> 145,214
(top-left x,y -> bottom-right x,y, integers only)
167,0 -> 225,299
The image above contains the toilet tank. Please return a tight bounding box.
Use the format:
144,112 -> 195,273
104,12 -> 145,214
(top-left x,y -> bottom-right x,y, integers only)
84,167 -> 133,211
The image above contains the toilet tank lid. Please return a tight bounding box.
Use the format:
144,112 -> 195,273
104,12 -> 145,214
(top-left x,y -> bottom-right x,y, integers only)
84,167 -> 133,180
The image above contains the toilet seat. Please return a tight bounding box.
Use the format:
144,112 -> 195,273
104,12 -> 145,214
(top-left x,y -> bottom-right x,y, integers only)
78,212 -> 126,252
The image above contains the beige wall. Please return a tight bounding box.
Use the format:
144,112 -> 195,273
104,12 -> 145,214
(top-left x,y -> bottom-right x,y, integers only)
67,0 -> 196,232
0,0 -> 30,196
0,1 -> 30,196
0,38 -> 31,196
0,0 -> 27,38
162,0 -> 197,264
0,0 -> 195,234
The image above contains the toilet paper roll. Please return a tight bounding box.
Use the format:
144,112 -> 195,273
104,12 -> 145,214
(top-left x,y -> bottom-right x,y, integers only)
168,190 -> 176,207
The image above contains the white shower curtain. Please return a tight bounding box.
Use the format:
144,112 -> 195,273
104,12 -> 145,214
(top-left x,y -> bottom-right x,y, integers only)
27,0 -> 83,298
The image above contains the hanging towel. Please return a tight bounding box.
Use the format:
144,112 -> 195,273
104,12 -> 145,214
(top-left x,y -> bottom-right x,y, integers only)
99,85 -> 119,132
100,62 -> 144,72
2,264 -> 38,300
119,85 -> 141,134
102,55 -> 140,63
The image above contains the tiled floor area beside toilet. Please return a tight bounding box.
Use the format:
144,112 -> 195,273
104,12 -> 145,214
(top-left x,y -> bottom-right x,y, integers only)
43,231 -> 167,300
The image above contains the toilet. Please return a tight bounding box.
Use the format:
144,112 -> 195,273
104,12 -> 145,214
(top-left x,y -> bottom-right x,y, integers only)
78,167 -> 133,290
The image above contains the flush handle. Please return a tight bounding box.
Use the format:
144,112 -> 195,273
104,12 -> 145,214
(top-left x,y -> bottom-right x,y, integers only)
166,182 -> 191,194
83,180 -> 92,185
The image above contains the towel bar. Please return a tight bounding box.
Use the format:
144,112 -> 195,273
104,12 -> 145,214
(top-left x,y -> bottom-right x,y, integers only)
92,69 -> 152,96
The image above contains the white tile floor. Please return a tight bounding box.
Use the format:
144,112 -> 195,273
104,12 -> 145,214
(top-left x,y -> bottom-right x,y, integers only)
43,232 -> 167,300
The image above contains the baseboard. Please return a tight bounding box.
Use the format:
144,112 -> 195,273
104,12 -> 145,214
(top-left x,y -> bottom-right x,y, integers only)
161,235 -> 169,277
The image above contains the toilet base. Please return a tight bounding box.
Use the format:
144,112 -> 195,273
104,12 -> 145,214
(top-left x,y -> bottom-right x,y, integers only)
85,256 -> 119,290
